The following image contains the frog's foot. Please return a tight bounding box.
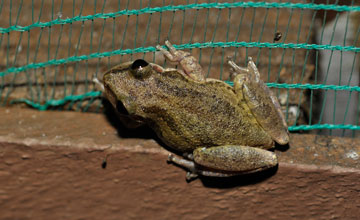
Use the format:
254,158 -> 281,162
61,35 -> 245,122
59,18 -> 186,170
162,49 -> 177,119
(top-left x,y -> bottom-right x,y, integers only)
156,41 -> 190,64
92,74 -> 105,92
156,40 -> 205,81
167,154 -> 237,181
227,56 -> 250,76
167,154 -> 198,181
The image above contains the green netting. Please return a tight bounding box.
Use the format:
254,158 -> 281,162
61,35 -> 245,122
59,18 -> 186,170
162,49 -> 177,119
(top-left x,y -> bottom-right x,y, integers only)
1,0 -> 360,137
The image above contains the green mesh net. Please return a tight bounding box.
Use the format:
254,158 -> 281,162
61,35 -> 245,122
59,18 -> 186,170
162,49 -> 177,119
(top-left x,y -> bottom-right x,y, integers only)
0,0 -> 360,137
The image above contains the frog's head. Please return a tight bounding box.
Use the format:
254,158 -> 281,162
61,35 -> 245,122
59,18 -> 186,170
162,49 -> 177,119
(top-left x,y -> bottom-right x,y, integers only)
102,59 -> 156,117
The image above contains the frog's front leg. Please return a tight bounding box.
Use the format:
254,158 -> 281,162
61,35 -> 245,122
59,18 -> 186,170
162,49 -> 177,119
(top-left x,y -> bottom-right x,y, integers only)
168,145 -> 277,180
228,58 -> 289,145
156,40 -> 205,81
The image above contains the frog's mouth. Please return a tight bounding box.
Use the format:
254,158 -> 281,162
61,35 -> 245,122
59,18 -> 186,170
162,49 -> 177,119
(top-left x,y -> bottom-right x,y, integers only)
115,99 -> 129,115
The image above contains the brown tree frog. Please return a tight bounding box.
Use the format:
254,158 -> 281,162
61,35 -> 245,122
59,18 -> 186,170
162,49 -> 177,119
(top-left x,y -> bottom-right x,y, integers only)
98,41 -> 289,180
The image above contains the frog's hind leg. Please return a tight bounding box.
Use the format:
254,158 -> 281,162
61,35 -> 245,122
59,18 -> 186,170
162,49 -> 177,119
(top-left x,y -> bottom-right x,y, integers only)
168,145 -> 278,180
228,58 -> 289,145
156,40 -> 205,81
193,145 -> 277,173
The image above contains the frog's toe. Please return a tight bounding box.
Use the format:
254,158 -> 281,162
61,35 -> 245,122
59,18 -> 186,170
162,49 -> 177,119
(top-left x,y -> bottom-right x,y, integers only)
156,45 -> 164,51
167,153 -> 196,172
186,172 -> 199,181
164,40 -> 173,48
167,153 -> 175,163
275,132 -> 290,145
228,60 -> 249,74
226,55 -> 233,61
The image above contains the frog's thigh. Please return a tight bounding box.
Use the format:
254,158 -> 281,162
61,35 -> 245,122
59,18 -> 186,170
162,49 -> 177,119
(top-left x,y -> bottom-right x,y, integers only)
193,145 -> 277,172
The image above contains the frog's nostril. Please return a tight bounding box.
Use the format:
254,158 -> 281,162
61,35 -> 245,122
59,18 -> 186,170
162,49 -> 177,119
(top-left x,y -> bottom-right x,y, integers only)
131,59 -> 149,70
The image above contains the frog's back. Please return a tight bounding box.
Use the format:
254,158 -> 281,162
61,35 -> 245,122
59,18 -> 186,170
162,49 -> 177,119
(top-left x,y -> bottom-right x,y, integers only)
132,70 -> 273,151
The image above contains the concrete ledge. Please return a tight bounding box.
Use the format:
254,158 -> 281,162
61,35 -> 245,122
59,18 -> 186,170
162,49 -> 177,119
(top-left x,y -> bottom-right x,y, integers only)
0,107 -> 359,219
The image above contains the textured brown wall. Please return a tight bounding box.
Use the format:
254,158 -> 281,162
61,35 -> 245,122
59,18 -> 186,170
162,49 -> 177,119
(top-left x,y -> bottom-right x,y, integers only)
0,107 -> 359,219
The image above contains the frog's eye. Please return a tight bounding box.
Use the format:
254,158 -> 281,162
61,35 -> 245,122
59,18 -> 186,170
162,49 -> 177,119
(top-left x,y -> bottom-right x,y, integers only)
130,59 -> 151,78
131,59 -> 149,69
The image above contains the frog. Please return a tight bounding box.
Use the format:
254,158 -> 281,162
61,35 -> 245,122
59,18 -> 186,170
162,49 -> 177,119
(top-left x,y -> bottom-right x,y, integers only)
98,40 -> 289,180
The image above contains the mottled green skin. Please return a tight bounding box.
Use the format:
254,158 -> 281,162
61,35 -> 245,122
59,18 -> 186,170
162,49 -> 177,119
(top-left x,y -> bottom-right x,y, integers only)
103,62 -> 274,153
